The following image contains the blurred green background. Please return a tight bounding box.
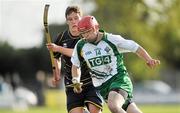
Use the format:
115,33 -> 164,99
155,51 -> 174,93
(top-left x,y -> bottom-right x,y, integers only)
0,0 -> 180,113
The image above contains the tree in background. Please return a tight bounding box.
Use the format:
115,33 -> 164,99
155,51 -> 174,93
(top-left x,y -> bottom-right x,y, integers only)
92,0 -> 180,81
0,0 -> 179,84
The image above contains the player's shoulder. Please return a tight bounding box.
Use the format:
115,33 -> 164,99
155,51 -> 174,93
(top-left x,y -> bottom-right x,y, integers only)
107,33 -> 123,39
77,38 -> 86,45
105,32 -> 124,43
54,31 -> 64,43
57,29 -> 68,39
75,39 -> 86,51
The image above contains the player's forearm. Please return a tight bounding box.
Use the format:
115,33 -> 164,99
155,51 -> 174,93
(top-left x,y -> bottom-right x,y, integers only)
71,65 -> 81,83
54,58 -> 61,74
135,46 -> 152,62
46,43 -> 73,57
59,46 -> 73,57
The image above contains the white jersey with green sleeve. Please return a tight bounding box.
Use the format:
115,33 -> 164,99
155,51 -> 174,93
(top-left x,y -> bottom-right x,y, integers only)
71,30 -> 139,87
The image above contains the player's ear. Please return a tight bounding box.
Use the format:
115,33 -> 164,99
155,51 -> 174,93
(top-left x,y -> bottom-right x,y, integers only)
66,20 -> 69,25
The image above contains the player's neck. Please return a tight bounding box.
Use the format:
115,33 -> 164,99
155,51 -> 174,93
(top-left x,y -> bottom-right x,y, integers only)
94,32 -> 103,43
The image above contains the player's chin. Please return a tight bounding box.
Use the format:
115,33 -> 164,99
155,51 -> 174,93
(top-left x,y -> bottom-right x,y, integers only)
72,25 -> 78,29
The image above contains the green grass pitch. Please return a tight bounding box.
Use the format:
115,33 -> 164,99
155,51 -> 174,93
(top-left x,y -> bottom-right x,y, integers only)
0,90 -> 179,113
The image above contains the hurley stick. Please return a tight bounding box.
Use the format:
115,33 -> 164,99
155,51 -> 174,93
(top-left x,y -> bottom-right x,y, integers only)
43,4 -> 56,71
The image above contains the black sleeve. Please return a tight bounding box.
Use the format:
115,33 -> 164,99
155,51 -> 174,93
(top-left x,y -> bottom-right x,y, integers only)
53,31 -> 65,59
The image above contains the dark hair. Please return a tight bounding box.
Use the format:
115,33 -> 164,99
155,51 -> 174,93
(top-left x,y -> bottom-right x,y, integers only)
65,6 -> 82,18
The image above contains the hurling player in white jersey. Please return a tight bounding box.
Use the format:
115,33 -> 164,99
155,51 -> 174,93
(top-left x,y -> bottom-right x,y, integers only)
71,15 -> 160,113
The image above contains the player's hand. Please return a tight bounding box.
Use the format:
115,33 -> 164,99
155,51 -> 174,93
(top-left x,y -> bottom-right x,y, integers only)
46,43 -> 60,52
52,69 -> 61,87
72,78 -> 83,93
146,59 -> 160,68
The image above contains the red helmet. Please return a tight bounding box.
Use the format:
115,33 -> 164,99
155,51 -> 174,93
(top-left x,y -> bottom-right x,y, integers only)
78,15 -> 99,32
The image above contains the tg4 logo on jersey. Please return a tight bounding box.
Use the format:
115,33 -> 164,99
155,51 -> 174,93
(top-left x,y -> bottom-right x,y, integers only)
88,55 -> 111,67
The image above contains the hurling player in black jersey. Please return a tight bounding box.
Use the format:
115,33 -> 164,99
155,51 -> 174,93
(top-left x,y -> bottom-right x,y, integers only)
46,6 -> 103,113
